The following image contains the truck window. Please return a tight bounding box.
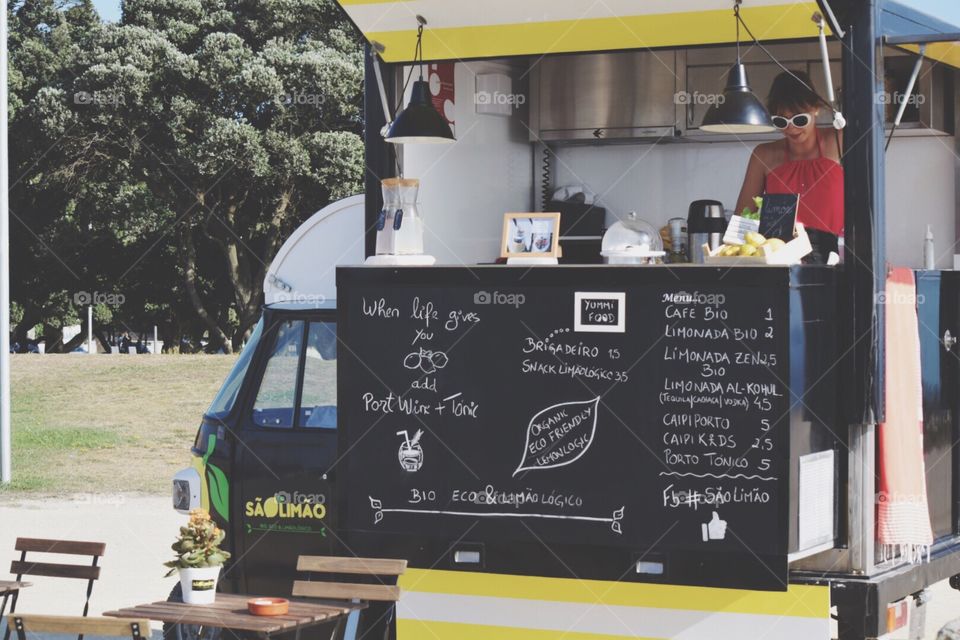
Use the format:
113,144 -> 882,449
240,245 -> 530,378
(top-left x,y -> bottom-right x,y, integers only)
252,320 -> 304,428
300,321 -> 337,429
206,318 -> 264,419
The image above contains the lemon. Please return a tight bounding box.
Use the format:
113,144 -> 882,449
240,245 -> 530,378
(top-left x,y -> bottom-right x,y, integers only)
744,231 -> 766,247
739,244 -> 758,257
720,245 -> 740,257
760,238 -> 786,256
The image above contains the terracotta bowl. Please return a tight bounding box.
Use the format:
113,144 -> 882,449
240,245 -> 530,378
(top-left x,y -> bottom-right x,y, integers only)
247,597 -> 290,616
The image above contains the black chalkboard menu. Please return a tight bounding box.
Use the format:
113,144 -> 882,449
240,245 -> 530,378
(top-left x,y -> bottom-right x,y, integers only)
337,267 -> 792,590
759,193 -> 800,241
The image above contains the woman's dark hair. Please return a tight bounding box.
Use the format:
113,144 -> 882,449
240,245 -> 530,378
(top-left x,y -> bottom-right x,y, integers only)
767,71 -> 820,115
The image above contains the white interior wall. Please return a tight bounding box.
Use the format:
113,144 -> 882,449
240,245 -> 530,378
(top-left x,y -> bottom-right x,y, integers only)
884,136 -> 956,269
551,142 -> 752,227
403,58 -> 955,268
553,135 -> 956,268
403,61 -> 533,265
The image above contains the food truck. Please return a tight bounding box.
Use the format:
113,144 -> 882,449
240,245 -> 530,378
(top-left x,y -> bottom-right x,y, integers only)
171,1 -> 960,638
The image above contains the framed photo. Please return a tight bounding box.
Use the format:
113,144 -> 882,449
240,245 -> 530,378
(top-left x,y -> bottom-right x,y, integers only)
501,213 -> 561,259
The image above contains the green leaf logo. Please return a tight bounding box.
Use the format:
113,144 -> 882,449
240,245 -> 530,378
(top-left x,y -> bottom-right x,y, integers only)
206,463 -> 230,522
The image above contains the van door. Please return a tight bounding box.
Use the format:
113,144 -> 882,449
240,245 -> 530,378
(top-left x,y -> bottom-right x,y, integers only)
232,312 -> 340,595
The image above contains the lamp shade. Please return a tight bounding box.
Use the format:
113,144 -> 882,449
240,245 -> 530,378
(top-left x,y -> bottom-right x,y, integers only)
385,80 -> 455,144
700,63 -> 775,134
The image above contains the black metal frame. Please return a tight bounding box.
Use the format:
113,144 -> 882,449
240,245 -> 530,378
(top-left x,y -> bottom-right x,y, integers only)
835,0 -> 886,426
364,46 -> 396,260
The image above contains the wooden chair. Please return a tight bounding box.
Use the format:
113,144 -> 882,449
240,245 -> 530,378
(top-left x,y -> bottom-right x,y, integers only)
7,615 -> 150,640
2,539 -> 106,640
293,555 -> 407,639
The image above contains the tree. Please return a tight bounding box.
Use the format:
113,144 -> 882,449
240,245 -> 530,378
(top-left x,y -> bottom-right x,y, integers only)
7,0 -> 115,351
9,0 -> 365,352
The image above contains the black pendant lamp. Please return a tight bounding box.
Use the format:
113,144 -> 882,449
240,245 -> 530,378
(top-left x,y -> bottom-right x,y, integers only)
385,16 -> 455,144
700,1 -> 775,134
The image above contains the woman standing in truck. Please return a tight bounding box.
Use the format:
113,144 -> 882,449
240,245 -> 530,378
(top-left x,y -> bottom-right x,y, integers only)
736,71 -> 844,263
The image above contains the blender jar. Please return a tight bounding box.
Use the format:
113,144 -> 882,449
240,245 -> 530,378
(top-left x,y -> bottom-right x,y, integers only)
376,178 -> 424,255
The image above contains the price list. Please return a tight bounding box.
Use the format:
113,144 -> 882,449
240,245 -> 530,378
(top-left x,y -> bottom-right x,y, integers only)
654,289 -> 786,548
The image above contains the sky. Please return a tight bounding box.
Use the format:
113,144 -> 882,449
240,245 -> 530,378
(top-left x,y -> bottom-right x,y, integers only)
92,0 -> 120,22
900,0 -> 960,27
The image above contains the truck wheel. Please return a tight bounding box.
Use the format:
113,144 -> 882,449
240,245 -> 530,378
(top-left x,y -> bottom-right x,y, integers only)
162,584 -> 224,640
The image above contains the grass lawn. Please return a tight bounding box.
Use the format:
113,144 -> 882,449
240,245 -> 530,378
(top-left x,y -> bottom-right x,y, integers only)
0,353 -> 238,495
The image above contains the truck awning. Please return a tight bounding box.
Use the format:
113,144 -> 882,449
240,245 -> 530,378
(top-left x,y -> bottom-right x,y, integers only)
337,0 -> 960,69
336,0 -> 826,63
881,1 -> 960,69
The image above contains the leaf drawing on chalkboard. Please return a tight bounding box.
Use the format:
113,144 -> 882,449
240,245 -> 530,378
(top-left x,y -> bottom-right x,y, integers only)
611,506 -> 625,535
369,497 -> 384,524
514,397 -> 601,477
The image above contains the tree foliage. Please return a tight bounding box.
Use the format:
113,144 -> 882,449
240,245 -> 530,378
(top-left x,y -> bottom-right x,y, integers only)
9,0 -> 364,352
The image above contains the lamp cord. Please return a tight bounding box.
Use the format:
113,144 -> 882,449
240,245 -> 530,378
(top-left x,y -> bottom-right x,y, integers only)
734,5 -> 836,115
394,22 -> 425,116
735,1 -> 740,63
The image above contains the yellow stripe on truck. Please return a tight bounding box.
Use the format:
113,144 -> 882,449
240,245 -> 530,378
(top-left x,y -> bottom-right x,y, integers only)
898,42 -> 960,71
336,1 -> 823,62
402,569 -> 828,617
397,570 -> 830,640
399,620 -> 662,640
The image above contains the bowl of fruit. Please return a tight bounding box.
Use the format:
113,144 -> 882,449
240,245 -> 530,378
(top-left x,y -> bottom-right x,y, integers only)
705,224 -> 811,266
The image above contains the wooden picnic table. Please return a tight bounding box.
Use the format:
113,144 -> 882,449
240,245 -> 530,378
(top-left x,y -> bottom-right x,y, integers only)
104,594 -> 365,638
0,581 -> 30,597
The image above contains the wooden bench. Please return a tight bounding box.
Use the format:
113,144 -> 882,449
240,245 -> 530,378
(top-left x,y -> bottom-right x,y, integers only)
2,538 -> 106,640
7,615 -> 150,640
293,555 -> 407,639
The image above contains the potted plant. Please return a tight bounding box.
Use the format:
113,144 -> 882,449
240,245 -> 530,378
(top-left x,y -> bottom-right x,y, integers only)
164,509 -> 230,604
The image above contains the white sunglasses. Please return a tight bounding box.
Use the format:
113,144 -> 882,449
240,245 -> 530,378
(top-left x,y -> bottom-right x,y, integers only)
771,113 -> 816,129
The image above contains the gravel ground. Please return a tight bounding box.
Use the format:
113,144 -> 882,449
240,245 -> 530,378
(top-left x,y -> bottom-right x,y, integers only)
0,495 -> 181,632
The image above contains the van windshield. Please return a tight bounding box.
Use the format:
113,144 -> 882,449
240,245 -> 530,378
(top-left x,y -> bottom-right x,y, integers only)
206,319 -> 264,419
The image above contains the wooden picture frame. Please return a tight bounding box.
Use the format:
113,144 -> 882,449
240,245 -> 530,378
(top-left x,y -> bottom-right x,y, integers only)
500,213 -> 561,259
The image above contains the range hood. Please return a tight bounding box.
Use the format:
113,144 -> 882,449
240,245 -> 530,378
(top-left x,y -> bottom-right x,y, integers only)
528,44 -> 954,143
528,51 -> 680,143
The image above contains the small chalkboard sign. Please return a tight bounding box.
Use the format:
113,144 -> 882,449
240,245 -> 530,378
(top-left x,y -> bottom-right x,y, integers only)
759,193 -> 800,241
574,292 -> 625,333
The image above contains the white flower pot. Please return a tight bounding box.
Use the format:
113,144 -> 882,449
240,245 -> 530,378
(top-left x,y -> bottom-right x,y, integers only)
179,566 -> 221,604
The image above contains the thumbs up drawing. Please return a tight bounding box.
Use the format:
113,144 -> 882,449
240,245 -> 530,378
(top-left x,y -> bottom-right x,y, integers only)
701,511 -> 728,541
